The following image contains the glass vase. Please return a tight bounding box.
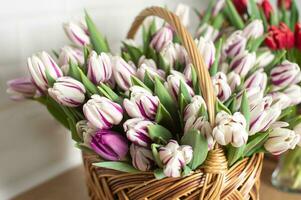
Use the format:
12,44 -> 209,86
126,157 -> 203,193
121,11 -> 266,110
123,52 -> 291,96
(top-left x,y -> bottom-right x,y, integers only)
271,147 -> 301,193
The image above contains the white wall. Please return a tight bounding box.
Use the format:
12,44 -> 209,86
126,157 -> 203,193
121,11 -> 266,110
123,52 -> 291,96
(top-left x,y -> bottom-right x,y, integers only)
0,0 -> 204,199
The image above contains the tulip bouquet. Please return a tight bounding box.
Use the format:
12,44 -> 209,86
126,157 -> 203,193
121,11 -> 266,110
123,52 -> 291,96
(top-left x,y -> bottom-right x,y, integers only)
6,3 -> 301,180
196,0 -> 301,191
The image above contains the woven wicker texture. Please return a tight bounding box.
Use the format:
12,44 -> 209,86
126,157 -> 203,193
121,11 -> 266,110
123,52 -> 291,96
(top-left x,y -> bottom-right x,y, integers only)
83,7 -> 264,200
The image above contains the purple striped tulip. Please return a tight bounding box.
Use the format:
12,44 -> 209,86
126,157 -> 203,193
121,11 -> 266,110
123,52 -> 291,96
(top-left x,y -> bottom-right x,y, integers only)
244,69 -> 267,91
63,21 -> 90,47
138,56 -> 157,69
242,20 -> 264,39
183,64 -> 194,86
123,118 -> 154,147
89,129 -> 129,161
212,72 -> 232,102
58,46 -> 84,68
230,51 -> 256,77
137,57 -> 165,80
268,92 -> 291,109
48,77 -> 86,107
112,56 -> 136,91
150,26 -> 173,52
235,86 -> 264,111
271,60 -> 301,88
255,49 -> 275,68
195,37 -> 216,69
83,95 -> 123,129
27,51 -> 63,91
223,31 -> 247,58
159,140 -> 193,177
130,144 -> 154,171
264,128 -> 300,155
87,51 -> 112,84
184,116 -> 213,149
160,43 -> 177,68
7,77 -> 38,100
212,111 -> 248,147
196,23 -> 219,42
175,4 -> 190,27
184,95 -> 206,121
165,74 -> 194,101
227,72 -> 241,92
123,86 -> 159,120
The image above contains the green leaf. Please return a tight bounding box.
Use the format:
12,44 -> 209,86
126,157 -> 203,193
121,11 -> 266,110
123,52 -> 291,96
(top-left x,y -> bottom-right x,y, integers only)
247,35 -> 266,52
210,38 -> 223,76
240,90 -> 250,130
291,1 -> 299,31
151,144 -> 163,167
83,45 -> 90,71
179,93 -> 189,116
98,83 -> 122,104
270,11 -> 278,26
225,0 -> 244,29
78,67 -> 98,95
154,169 -> 166,179
45,69 -> 55,87
212,13 -> 224,29
68,61 -> 82,81
181,129 -> 208,170
93,162 -> 139,173
244,131 -> 269,157
123,42 -> 143,65
154,77 -> 177,117
182,165 -> 192,177
227,144 -> 246,166
216,100 -> 231,114
148,124 -> 173,144
248,0 -> 261,20
259,7 -> 268,32
178,80 -> 191,104
85,11 -> 109,53
45,97 -> 69,129
199,0 -> 214,25
190,65 -> 200,95
143,71 -> 155,91
229,97 -> 237,113
155,103 -> 174,130
67,118 -> 82,142
131,76 -> 152,92
75,143 -> 95,154
158,53 -> 170,72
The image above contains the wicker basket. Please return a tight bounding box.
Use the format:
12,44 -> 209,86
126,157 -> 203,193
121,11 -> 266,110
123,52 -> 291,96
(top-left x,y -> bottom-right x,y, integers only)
82,6 -> 264,200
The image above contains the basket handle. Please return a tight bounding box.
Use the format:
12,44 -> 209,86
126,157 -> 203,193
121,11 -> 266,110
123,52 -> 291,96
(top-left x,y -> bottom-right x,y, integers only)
126,6 -> 216,125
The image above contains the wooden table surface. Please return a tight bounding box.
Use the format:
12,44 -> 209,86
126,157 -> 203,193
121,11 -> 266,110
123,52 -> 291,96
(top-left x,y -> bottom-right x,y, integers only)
13,159 -> 301,200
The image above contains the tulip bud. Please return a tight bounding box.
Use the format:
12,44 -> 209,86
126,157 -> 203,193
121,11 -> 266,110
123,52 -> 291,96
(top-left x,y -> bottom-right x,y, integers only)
137,64 -> 165,81
277,0 -> 292,10
242,20 -> 264,39
7,77 -> 38,100
236,87 -> 264,110
183,95 -> 206,121
159,140 -> 193,177
212,0 -> 225,17
165,74 -> 194,101
124,86 -> 159,120
271,60 -> 301,88
230,51 -> 256,77
212,111 -> 248,147
63,21 -> 90,47
183,64 -> 193,86
83,95 -> 123,129
89,129 -> 129,161
196,23 -> 219,42
27,51 -> 63,91
261,0 -> 273,20
150,26 -> 173,52
268,92 -> 291,109
112,56 -> 136,91
283,85 -> 301,106
244,69 -> 267,91
232,0 -> 248,14
58,46 -> 84,68
227,71 -> 241,92
138,56 -> 157,69
212,72 -> 232,102
124,118 -> 154,147
255,49 -> 275,68
48,77 -> 86,107
264,128 -> 299,155
130,144 -> 154,171
184,116 -> 213,149
175,4 -> 190,27
87,51 -> 113,84
195,37 -> 216,69
223,31 -> 247,58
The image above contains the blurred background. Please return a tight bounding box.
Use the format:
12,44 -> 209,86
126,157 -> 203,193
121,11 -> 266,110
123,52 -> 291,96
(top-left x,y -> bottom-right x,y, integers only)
1,0 -> 301,200
0,0 -> 203,199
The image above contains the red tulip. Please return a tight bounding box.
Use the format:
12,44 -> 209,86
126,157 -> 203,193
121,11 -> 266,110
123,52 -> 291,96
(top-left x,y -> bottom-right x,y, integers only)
295,23 -> 301,50
261,0 -> 273,21
265,23 -> 295,50
277,0 -> 292,10
232,0 -> 248,15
